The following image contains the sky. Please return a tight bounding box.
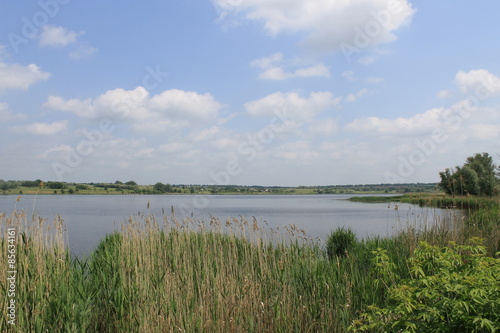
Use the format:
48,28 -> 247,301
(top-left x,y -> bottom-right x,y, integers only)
0,0 -> 499,186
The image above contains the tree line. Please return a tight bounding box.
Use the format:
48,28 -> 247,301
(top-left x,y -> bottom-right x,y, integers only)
439,152 -> 500,196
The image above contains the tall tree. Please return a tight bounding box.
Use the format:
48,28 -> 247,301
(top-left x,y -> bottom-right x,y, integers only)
439,153 -> 499,196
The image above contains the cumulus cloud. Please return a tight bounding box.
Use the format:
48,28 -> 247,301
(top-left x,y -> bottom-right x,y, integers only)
345,89 -> 369,103
0,103 -> 26,122
213,0 -> 415,54
245,91 -> 340,121
0,62 -> 51,92
44,87 -> 224,133
251,53 -> 330,80
275,141 -> 320,163
10,120 -> 68,136
308,118 -> 338,136
345,107 -> 449,137
39,25 -> 81,47
436,89 -> 452,99
454,69 -> 500,96
469,124 -> 500,140
70,45 -> 98,59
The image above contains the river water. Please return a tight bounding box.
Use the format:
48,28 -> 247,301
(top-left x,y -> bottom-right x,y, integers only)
0,194 -> 457,257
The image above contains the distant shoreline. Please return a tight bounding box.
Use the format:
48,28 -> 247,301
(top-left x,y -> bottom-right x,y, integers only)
0,181 -> 439,196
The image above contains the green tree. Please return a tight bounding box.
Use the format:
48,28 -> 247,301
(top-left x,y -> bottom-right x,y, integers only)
0,180 -> 18,194
439,153 -> 499,196
47,181 -> 65,189
153,182 -> 166,193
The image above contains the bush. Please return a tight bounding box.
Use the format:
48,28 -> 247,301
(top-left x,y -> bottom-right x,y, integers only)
326,227 -> 357,259
350,239 -> 500,333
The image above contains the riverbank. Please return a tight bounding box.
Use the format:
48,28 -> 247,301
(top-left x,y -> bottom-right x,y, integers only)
1,196 -> 498,332
349,193 -> 500,209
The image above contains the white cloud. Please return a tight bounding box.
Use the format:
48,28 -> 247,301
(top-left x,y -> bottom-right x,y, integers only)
0,62 -> 51,92
454,69 -> 500,95
44,87 -> 224,133
250,52 -> 284,69
0,103 -> 26,122
251,53 -> 330,80
214,0 -> 415,54
149,89 -> 222,120
272,141 -> 321,165
294,64 -> 331,78
36,144 -> 72,160
308,118 -> 338,136
342,71 -> 357,82
366,77 -> 384,84
346,89 -> 369,103
437,89 -> 452,99
259,67 -> 289,80
10,120 -> 68,136
44,96 -> 95,118
159,142 -> 189,153
70,45 -> 98,59
39,25 -> 80,47
192,125 -> 220,142
0,44 -> 8,58
359,56 -> 377,65
346,107 -> 448,137
245,91 -> 340,121
469,124 -> 500,140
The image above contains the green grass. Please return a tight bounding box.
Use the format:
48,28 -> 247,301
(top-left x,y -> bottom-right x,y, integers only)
1,197 -> 499,332
348,195 -> 405,203
350,193 -> 499,209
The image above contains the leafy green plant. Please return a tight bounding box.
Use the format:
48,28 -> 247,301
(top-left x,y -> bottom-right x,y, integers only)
350,239 -> 500,333
326,227 -> 358,259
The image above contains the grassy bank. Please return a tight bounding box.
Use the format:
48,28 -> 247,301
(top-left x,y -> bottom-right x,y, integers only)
351,194 -> 500,256
1,201 -> 499,332
349,193 -> 499,209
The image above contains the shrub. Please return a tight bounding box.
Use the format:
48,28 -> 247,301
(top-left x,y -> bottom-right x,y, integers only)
326,227 -> 357,259
350,239 -> 500,333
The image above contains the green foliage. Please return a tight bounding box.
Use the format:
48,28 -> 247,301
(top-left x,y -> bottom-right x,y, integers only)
46,181 -> 65,189
326,227 -> 358,259
20,180 -> 40,187
439,152 -> 499,196
0,179 -> 18,193
153,181 -> 173,193
350,239 -> 500,333
75,184 -> 88,190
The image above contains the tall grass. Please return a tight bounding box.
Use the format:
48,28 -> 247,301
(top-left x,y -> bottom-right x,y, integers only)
1,199 -> 498,332
0,211 -> 89,332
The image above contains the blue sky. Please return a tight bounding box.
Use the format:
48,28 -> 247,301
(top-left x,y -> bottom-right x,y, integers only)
1,0 -> 499,186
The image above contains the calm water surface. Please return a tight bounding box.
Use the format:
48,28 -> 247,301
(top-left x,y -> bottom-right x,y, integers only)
0,194 -> 455,257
